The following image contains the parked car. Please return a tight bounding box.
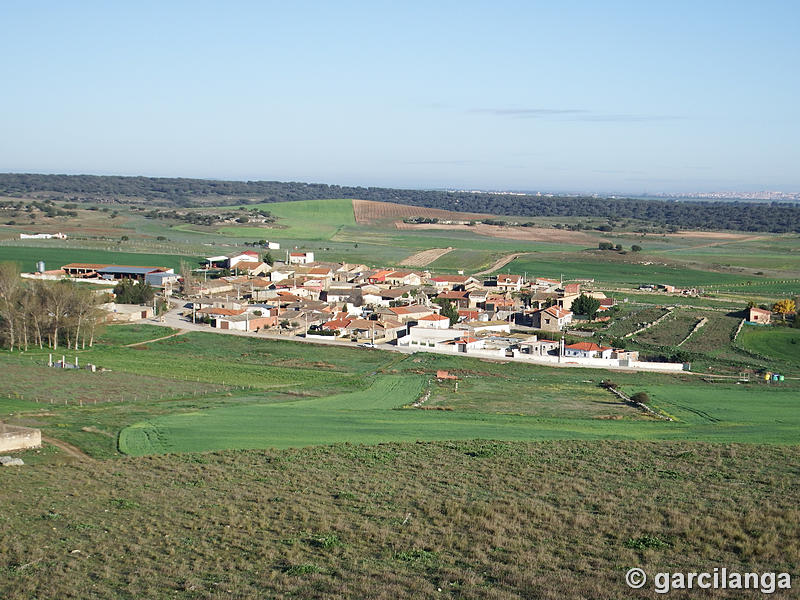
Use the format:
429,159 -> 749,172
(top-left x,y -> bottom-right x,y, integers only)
358,342 -> 376,348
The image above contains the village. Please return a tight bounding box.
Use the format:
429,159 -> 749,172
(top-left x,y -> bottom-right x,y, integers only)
21,246 -> 698,372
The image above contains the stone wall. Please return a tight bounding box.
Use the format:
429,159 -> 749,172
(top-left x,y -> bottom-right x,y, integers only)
0,424 -> 42,452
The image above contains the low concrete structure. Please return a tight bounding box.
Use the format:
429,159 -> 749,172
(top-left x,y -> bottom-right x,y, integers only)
0,424 -> 41,452
103,303 -> 155,322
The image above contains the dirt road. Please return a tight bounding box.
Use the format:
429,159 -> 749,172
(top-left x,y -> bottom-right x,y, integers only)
123,329 -> 188,347
473,253 -> 527,276
42,435 -> 94,461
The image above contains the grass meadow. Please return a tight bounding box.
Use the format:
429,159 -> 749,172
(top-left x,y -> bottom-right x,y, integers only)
736,326 -> 800,368
0,245 -> 202,272
220,198 -> 357,240
501,254 -> 755,287
2,325 -> 798,459
1,441 -> 798,599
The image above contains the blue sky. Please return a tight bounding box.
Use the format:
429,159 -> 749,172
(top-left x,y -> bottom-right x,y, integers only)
1,1 -> 798,193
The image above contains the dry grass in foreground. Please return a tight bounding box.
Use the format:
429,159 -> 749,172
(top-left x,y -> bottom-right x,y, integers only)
1,440 -> 798,599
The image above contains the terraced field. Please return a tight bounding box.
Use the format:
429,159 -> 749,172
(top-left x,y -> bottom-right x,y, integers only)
601,306 -> 670,338
637,310 -> 701,347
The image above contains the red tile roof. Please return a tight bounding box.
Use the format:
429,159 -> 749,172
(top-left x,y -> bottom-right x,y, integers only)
419,314 -> 449,321
498,274 -> 522,283
322,318 -> 352,330
565,342 -> 611,352
543,306 -> 572,319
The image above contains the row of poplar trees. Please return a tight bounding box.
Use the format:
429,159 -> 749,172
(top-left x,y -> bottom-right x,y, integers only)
0,263 -> 105,351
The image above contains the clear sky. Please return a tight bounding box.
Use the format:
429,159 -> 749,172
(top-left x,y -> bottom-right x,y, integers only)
1,1 -> 798,194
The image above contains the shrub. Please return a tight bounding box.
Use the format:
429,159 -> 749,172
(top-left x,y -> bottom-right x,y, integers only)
624,535 -> 669,550
311,533 -> 342,549
284,563 -> 321,575
630,392 -> 650,404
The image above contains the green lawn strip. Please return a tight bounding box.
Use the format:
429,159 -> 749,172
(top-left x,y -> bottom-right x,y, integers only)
623,383 -> 800,426
736,326 -> 800,368
0,246 -> 202,271
120,376 -> 800,455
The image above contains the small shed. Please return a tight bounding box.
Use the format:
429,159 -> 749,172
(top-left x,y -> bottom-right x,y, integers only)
748,307 -> 771,324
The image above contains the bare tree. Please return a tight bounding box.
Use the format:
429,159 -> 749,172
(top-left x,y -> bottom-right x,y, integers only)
0,263 -> 21,351
0,264 -> 105,351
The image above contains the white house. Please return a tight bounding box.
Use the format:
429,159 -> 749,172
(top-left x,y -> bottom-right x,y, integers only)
494,274 -> 523,292
20,232 -> 67,240
563,342 -> 614,359
398,326 -> 463,348
416,314 -> 451,329
228,251 -> 261,268
288,251 -> 314,265
439,336 -> 484,353
269,268 -> 295,282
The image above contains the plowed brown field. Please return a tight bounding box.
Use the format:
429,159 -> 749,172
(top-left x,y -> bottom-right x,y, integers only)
352,199 -> 491,224
394,222 -> 597,244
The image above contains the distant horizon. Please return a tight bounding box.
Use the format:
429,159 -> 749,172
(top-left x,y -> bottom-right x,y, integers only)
2,170 -> 798,201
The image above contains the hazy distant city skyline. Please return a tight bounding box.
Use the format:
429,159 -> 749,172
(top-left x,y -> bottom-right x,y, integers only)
1,1 -> 798,194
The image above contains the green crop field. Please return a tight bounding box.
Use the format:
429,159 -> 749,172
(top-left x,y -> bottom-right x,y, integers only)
118,372 -> 800,455
0,245 -> 201,272
711,279 -> 800,297
736,326 -> 800,368
619,292 -> 745,309
3,196 -> 798,292
629,383 -> 800,439
500,253 -> 754,287
5,325 -> 799,461
220,198 -> 357,240
680,312 -> 742,355
118,375 -> 428,454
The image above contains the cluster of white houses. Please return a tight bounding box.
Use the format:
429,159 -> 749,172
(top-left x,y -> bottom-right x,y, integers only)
178,252 -> 685,371
21,249 -> 689,370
